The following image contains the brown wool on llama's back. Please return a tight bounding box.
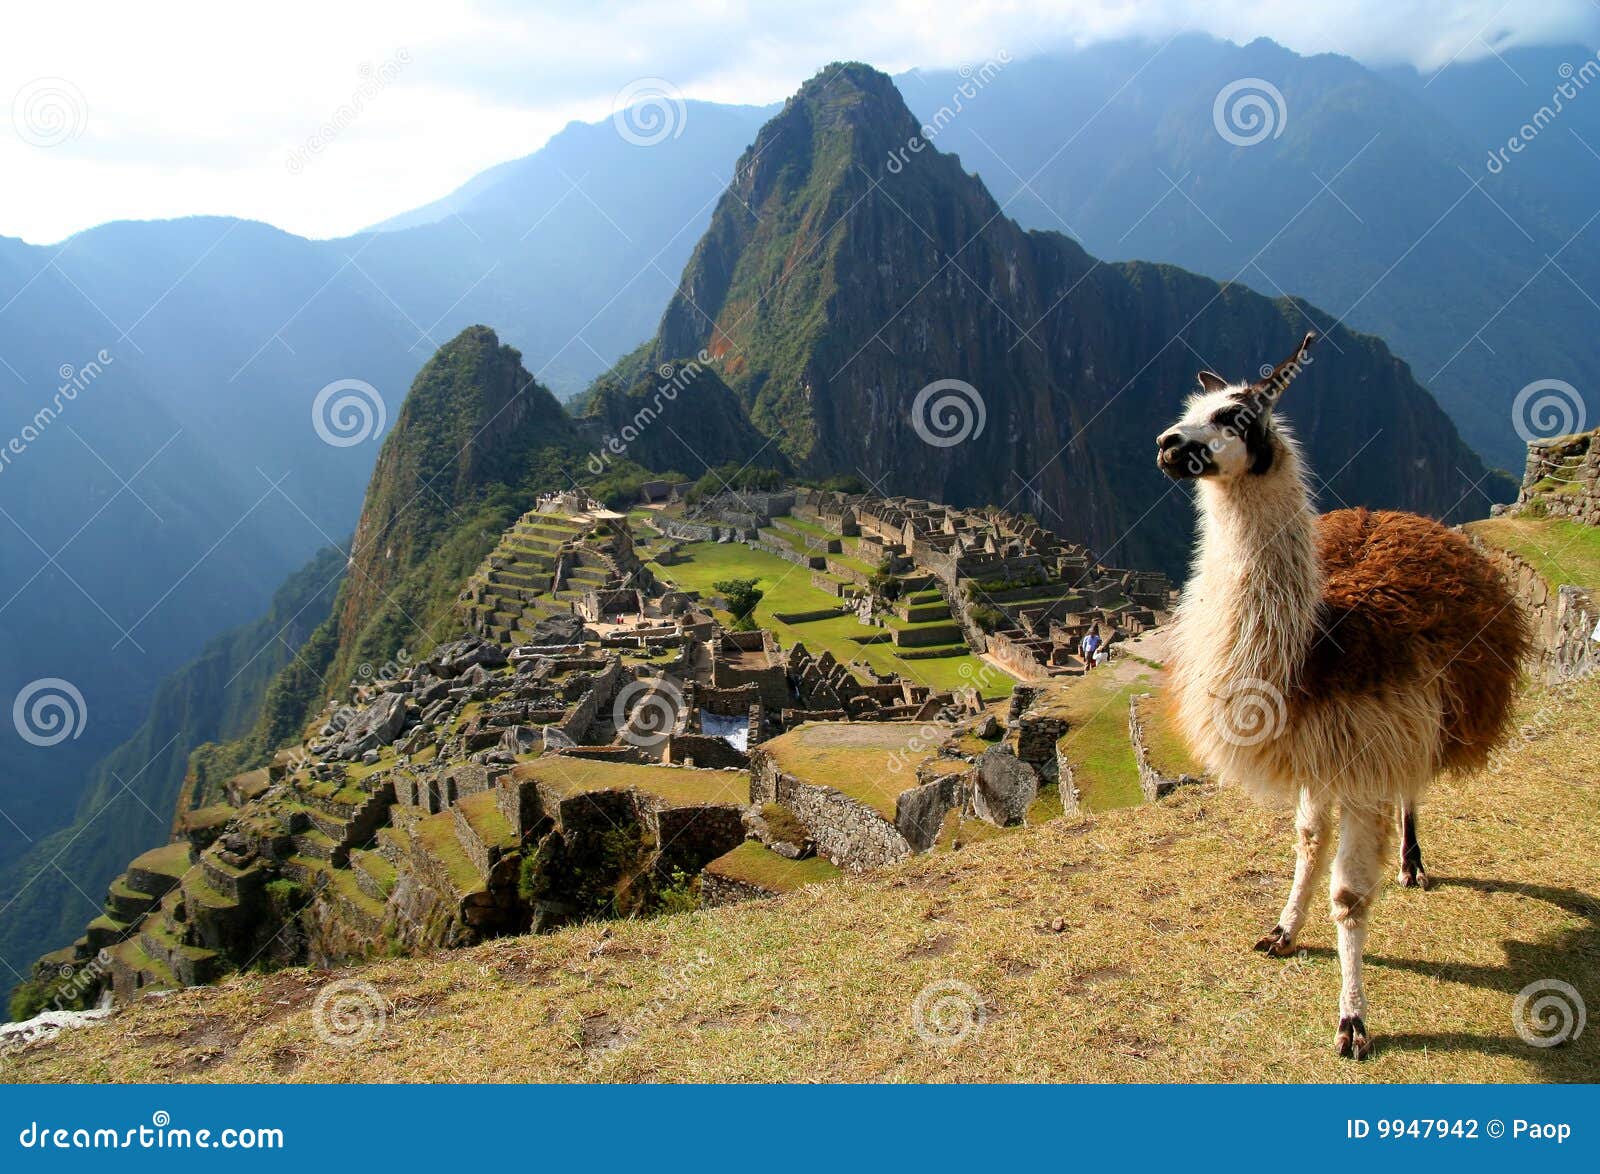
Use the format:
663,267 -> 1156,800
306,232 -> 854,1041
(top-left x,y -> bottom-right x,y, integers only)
1294,508 -> 1530,773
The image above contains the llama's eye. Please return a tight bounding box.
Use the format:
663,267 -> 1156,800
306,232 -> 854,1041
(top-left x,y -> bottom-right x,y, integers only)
1212,409 -> 1241,430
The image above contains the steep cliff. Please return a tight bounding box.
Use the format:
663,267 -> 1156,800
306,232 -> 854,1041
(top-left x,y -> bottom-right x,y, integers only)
646,63 -> 1494,573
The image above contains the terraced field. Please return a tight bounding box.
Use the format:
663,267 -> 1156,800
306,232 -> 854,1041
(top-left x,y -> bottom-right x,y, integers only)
647,530 -> 1010,697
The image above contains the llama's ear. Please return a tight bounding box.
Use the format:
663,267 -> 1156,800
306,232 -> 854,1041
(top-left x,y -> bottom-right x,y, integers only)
1196,370 -> 1229,394
1254,331 -> 1318,404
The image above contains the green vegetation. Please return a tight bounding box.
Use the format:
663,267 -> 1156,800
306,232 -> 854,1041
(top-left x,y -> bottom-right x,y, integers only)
713,577 -> 764,624
1468,516 -> 1600,588
647,540 -> 1010,697
512,758 -> 747,808
685,463 -> 785,504
760,803 -> 809,846
707,841 -> 842,893
762,723 -> 941,820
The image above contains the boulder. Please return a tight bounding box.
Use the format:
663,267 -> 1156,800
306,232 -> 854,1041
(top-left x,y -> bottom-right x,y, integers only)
334,691 -> 407,759
430,637 -> 508,678
973,744 -> 1038,826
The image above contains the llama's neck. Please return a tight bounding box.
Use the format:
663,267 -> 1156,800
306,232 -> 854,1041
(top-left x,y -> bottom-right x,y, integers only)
1189,456 -> 1321,690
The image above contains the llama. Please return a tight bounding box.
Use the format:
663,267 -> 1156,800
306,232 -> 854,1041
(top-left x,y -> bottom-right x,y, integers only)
1157,331 -> 1528,1059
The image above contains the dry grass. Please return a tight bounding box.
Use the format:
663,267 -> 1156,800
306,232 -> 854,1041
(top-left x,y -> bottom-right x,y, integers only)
6,678 -> 1597,1085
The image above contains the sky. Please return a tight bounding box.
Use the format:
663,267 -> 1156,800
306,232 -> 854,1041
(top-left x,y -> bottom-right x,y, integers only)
4,0 -> 1599,245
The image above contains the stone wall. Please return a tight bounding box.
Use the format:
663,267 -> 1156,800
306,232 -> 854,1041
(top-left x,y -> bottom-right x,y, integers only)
1128,693 -> 1204,802
749,752 -> 911,870
1472,540 -> 1598,685
1514,429 -> 1599,524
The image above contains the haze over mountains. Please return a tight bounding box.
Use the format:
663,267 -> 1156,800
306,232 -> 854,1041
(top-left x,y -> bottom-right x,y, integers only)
3,33 -> 1596,978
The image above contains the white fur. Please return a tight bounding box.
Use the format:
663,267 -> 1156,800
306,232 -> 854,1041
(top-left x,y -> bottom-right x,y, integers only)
1163,379 -> 1432,1056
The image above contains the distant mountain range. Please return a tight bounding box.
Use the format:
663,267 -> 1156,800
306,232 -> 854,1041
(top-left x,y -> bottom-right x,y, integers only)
4,34 -> 1595,978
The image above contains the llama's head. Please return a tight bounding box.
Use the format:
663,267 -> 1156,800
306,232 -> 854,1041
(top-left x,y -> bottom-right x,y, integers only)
1156,332 -> 1316,482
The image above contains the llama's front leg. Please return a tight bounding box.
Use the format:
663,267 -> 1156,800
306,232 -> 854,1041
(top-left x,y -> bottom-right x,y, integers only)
1330,803 -> 1395,1059
1396,803 -> 1429,889
1255,786 -> 1331,956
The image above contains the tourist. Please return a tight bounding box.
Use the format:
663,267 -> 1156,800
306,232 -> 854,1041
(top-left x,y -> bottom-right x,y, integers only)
1079,627 -> 1102,668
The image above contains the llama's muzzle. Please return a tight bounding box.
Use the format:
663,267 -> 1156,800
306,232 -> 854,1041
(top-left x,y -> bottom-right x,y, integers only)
1157,429 -> 1215,479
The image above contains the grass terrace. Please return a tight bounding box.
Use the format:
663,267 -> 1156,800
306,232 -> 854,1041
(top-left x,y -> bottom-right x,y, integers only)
761,722 -> 948,820
646,540 -> 1010,697
1467,516 -> 1600,588
1033,660 -> 1202,812
511,757 -> 748,808
706,841 -> 842,893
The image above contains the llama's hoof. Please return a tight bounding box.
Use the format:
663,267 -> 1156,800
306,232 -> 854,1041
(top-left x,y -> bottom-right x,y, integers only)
1254,925 -> 1297,956
1335,1015 -> 1372,1060
1398,867 -> 1431,890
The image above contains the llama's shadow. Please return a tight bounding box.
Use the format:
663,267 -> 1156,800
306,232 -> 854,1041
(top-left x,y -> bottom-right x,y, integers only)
1364,876 -> 1597,1071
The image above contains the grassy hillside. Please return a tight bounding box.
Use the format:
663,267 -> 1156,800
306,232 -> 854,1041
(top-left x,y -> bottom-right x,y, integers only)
8,674 -> 1594,1084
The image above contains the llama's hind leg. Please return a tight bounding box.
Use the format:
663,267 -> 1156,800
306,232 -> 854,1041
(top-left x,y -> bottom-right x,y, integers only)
1255,786 -> 1332,956
1330,802 -> 1395,1060
1396,803 -> 1429,889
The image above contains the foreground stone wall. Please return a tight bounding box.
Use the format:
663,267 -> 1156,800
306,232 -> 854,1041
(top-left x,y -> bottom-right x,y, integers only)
1472,540 -> 1598,685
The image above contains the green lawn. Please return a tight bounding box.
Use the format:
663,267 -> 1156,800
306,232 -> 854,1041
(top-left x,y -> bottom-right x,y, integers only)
762,722 -> 947,819
513,757 -> 749,808
1032,662 -> 1200,812
647,541 -> 1012,698
1468,516 -> 1600,588
706,841 -> 841,892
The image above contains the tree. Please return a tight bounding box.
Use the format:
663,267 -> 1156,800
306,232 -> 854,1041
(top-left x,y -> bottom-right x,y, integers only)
867,557 -> 901,603
713,577 -> 764,622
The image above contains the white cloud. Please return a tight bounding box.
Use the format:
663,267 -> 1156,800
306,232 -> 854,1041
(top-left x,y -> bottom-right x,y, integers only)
3,0 -> 1596,244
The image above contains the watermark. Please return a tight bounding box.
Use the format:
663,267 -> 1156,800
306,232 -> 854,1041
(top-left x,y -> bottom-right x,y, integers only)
17,1111 -> 284,1150
1512,379 -> 1586,445
312,378 -> 386,447
586,352 -> 717,476
612,677 -> 685,748
910,378 -> 986,448
1212,78 -> 1287,147
1211,676 -> 1286,747
12,77 -> 87,147
612,77 -> 687,147
586,949 -> 716,1070
885,53 -> 1011,174
12,678 -> 87,748
911,978 -> 986,1046
356,647 -> 413,684
286,50 -> 411,174
1512,978 -> 1586,1047
1486,54 -> 1600,174
49,949 -> 113,1011
0,349 -> 114,478
311,977 -> 389,1048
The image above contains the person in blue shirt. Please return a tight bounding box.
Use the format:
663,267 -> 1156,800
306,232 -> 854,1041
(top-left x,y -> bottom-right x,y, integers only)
1079,628 -> 1102,667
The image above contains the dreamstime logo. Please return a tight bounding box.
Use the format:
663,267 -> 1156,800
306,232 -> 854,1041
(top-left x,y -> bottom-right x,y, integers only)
612,678 -> 684,747
12,678 -> 87,748
885,52 -> 1011,174
1486,53 -> 1600,174
12,78 -> 87,147
910,379 -> 986,448
911,978 -> 986,1046
612,78 -> 686,146
311,379 -> 386,447
1512,978 -> 1586,1047
286,49 -> 410,174
1212,78 -> 1287,147
1211,677 -> 1285,747
1512,379 -> 1586,444
311,978 -> 389,1048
